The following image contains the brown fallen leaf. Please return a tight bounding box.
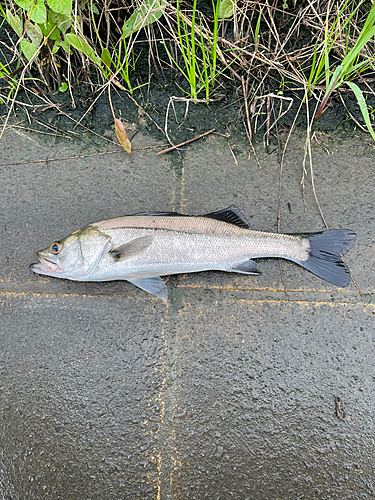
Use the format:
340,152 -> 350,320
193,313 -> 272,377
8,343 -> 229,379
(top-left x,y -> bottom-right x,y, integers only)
115,117 -> 131,154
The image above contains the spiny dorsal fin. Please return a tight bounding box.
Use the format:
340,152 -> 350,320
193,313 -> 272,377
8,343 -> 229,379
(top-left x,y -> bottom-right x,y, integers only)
133,206 -> 251,229
134,211 -> 183,216
202,206 -> 251,229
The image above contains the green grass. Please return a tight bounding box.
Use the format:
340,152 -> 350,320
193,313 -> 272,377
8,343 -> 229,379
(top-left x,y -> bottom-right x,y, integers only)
312,1 -> 375,138
163,0 -> 236,100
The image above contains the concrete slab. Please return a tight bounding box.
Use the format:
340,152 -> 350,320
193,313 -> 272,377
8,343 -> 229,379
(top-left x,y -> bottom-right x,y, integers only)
1,291 -> 166,499
0,124 -> 374,499
168,294 -> 375,499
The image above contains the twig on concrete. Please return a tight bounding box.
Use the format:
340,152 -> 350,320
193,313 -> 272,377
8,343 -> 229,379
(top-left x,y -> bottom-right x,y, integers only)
157,128 -> 215,156
228,142 -> 238,165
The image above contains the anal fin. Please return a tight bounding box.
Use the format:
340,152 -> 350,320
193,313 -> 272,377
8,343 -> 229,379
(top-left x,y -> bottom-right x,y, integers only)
127,276 -> 167,299
229,260 -> 261,275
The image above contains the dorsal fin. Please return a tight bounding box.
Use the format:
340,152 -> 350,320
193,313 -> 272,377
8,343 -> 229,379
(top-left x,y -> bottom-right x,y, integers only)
133,206 -> 251,229
202,206 -> 251,229
133,211 -> 183,216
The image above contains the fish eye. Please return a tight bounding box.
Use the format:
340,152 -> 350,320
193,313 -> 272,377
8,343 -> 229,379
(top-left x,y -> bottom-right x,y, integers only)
50,242 -> 61,254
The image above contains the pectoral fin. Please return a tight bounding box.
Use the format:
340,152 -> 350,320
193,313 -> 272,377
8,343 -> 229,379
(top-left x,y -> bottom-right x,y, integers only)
109,235 -> 153,262
127,276 -> 167,299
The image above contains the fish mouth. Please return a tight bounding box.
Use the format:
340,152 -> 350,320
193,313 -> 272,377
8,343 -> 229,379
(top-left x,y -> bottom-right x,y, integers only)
30,253 -> 61,275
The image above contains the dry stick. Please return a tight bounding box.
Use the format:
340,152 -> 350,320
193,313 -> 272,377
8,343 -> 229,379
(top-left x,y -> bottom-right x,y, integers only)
252,97 -> 264,135
60,111 -> 124,146
34,119 -> 72,136
228,142 -> 238,165
306,0 -> 323,25
67,53 -> 76,109
164,97 -> 177,146
272,99 -> 282,164
254,93 -> 293,140
33,117 -> 67,134
357,71 -> 375,95
267,0 -> 281,51
0,151 -> 121,168
157,128 -> 215,156
0,94 -> 38,108
24,107 -> 32,125
0,145 -> 163,169
107,81 -> 115,120
72,82 -> 109,130
240,77 -> 261,168
266,93 -> 271,147
241,76 -> 252,142
7,124 -> 72,139
171,99 -> 179,126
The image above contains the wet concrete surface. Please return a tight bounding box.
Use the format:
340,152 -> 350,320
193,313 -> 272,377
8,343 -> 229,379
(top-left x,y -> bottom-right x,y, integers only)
1,126 -> 374,499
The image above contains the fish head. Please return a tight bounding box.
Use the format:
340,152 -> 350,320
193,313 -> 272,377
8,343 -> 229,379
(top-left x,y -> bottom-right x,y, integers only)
30,225 -> 111,280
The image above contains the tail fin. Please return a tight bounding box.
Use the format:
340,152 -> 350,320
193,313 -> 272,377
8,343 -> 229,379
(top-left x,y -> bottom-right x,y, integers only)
296,230 -> 356,287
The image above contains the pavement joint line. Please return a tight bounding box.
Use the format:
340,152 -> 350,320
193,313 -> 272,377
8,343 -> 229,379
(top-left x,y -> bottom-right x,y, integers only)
174,284 -> 364,294
180,157 -> 186,213
230,297 -> 375,308
153,301 -> 169,500
1,279 -> 371,296
0,288 -> 373,308
0,289 -> 147,301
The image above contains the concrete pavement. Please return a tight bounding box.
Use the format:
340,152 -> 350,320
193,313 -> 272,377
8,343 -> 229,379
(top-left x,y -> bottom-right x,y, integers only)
1,125 -> 374,499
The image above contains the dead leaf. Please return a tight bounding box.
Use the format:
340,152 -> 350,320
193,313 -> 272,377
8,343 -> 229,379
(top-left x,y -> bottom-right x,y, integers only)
115,117 -> 131,154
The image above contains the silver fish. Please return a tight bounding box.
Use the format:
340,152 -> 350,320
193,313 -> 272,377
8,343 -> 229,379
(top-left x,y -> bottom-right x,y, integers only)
30,207 -> 356,299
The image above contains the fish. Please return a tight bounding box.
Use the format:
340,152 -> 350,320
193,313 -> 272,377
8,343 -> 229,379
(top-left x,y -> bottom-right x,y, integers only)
30,206 -> 356,299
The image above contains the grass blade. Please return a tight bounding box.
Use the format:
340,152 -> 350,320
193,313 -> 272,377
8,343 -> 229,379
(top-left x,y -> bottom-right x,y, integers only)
346,81 -> 375,141
254,7 -> 262,52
